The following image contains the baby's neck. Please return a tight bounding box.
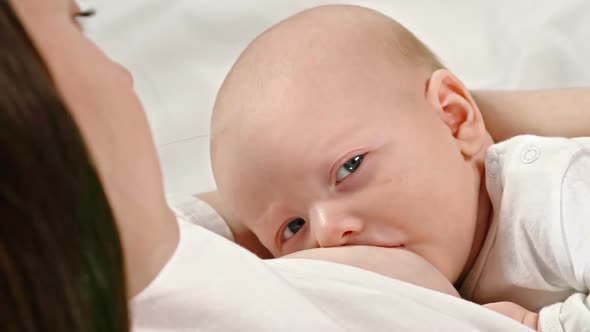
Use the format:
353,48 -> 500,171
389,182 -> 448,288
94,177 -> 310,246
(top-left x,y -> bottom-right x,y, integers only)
455,137 -> 494,287
458,176 -> 492,285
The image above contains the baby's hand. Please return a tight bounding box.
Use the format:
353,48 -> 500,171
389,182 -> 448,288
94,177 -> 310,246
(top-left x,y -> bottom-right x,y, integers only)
484,301 -> 540,331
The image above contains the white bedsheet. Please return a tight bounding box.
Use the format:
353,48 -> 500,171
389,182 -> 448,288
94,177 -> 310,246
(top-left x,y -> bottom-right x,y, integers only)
79,0 -> 590,330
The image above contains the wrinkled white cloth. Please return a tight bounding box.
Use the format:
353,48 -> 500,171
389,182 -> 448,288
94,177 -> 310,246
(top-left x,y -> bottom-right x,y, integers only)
131,195 -> 531,331
461,135 -> 590,332
166,194 -> 234,241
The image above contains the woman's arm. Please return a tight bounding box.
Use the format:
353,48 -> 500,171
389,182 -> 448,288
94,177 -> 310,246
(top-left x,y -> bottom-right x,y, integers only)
474,88 -> 590,141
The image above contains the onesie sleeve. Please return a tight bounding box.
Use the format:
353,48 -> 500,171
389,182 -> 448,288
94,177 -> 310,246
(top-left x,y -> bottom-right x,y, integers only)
539,145 -> 590,332
539,294 -> 590,332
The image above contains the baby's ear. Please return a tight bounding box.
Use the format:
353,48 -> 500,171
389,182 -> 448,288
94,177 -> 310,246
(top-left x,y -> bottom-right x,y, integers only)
425,69 -> 487,158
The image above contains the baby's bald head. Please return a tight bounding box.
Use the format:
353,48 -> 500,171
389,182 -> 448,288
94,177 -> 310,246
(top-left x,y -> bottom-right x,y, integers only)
210,6 -> 492,281
212,5 -> 442,176
211,4 -> 444,225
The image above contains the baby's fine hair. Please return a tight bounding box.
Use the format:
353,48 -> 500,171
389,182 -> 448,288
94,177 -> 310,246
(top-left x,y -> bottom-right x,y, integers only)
392,21 -> 446,72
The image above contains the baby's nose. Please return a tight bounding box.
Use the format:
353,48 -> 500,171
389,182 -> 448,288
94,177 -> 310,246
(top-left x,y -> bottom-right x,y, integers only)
311,209 -> 364,248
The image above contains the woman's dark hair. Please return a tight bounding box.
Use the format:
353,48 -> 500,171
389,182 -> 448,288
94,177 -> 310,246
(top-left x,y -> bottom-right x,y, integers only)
0,1 -> 128,331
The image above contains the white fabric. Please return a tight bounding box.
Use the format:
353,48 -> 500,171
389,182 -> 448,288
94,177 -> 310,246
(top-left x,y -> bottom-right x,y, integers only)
460,135 -> 590,332
132,196 -> 532,331
481,0 -> 590,89
166,194 -> 234,241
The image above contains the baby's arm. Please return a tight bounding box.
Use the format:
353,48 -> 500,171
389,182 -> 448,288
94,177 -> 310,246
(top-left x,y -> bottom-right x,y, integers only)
284,246 -> 459,297
473,88 -> 590,142
535,148 -> 590,332
489,141 -> 590,332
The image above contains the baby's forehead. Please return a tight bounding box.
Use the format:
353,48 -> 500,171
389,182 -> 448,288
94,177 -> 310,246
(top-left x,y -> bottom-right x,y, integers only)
216,64 -> 418,173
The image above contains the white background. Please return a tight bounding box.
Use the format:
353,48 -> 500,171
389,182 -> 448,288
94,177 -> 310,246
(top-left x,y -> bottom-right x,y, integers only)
80,0 -> 590,195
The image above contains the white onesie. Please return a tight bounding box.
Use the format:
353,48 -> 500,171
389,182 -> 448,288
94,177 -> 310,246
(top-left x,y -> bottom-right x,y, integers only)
460,135 -> 590,332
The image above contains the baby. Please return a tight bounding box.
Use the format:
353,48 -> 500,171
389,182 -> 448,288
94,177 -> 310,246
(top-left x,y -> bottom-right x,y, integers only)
210,5 -> 589,331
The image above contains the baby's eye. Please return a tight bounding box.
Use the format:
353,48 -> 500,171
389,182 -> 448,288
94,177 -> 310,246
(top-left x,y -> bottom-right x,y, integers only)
336,154 -> 365,182
282,218 -> 306,241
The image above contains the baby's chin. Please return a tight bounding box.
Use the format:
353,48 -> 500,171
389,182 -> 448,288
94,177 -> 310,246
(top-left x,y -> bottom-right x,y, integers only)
283,245 -> 459,297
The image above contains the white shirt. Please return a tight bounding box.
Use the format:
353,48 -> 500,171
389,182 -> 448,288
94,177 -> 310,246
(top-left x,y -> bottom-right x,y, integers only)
460,135 -> 590,332
131,196 -> 531,331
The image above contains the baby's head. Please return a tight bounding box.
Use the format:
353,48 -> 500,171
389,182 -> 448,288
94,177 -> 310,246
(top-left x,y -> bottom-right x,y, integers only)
212,5 -> 493,284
